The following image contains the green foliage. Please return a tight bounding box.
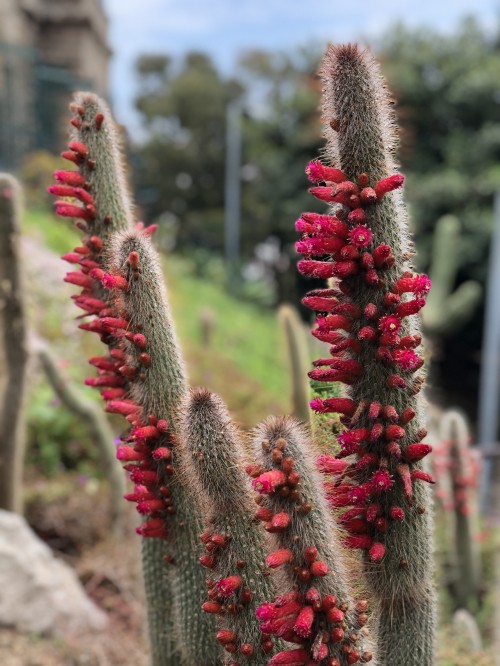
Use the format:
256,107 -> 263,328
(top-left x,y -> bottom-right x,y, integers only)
134,51 -> 242,252
20,150 -> 67,210
26,380 -> 99,476
379,18 -> 500,403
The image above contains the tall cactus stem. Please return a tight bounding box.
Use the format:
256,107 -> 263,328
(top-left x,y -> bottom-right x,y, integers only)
278,304 -> 311,425
250,416 -> 374,665
439,409 -> 481,610
37,345 -> 126,535
100,230 -> 218,664
293,44 -> 436,664
181,388 -> 277,664
49,97 -> 186,665
422,215 -> 482,337
0,174 -> 28,513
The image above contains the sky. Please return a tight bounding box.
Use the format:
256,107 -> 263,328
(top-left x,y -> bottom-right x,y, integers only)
102,0 -> 499,134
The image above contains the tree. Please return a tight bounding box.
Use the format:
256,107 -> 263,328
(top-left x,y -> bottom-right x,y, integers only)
133,52 -> 243,252
378,18 -> 500,412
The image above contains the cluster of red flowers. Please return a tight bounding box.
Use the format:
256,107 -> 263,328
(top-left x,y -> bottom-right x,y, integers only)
297,160 -> 434,562
248,437 -> 372,665
199,527 -> 269,663
50,103 -> 176,548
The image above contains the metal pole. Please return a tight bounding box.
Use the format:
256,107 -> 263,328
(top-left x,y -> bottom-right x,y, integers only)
478,191 -> 500,513
224,101 -> 242,294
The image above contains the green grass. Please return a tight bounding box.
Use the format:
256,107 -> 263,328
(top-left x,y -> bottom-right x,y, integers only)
22,208 -> 292,425
164,255 -> 288,397
24,207 -> 80,255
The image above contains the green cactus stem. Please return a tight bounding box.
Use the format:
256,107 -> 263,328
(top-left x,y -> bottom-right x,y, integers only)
422,215 -> 482,338
0,174 -> 28,513
294,44 -> 436,664
95,230 -> 218,665
49,95 -> 185,665
37,345 -> 126,535
439,409 -> 481,611
278,304 -> 311,425
181,388 -> 277,664
249,416 -> 374,665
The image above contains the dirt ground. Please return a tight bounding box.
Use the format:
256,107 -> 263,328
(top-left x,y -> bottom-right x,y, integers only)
0,479 -> 149,666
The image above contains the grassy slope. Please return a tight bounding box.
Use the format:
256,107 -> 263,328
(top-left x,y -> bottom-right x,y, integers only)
24,208 -> 290,427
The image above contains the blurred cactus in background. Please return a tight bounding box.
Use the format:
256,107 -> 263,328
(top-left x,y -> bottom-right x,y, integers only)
422,215 -> 482,339
49,42 -> 436,666
432,409 -> 482,612
278,304 -> 311,425
0,174 -> 29,513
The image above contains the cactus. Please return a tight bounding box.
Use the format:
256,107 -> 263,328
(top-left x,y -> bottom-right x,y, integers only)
37,344 -> 126,535
295,44 -> 435,664
49,94 -> 202,665
49,43 -> 438,666
422,215 -> 482,337
278,304 -> 311,424
0,174 -> 29,513
434,409 -> 481,611
249,416 -> 374,665
181,388 -> 277,664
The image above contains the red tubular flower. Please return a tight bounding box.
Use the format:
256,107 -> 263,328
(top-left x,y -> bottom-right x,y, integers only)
296,213 -> 349,237
101,273 -> 129,290
309,186 -> 336,202
252,470 -> 287,494
394,298 -> 426,318
297,259 -> 336,279
216,576 -> 242,596
392,349 -> 424,371
310,397 -> 357,416
348,225 -> 373,248
268,648 -> 310,665
368,542 -> 386,562
294,606 -> 315,638
295,236 -> 345,255
403,443 -> 432,462
371,469 -> 394,492
266,549 -> 293,568
374,174 -> 404,198
344,535 -> 373,550
54,170 -> 86,187
306,160 -> 348,184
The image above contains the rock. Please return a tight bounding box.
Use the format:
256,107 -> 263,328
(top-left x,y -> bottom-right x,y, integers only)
0,509 -> 108,635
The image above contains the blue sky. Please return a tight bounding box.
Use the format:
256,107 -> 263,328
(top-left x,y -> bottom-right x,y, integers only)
103,0 -> 499,134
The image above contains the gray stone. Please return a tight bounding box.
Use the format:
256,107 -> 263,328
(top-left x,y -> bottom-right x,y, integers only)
0,509 -> 108,635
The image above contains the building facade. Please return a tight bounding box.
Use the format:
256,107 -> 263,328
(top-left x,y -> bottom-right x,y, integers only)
0,0 -> 111,168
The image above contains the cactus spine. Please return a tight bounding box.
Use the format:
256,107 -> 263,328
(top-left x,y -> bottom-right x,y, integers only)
181,388 -> 277,664
0,174 -> 28,513
250,416 -> 374,665
295,45 -> 435,664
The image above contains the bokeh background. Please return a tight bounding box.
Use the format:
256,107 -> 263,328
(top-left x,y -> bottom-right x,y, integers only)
0,0 -> 499,664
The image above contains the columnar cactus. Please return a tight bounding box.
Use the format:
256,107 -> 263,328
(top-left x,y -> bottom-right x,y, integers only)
422,215 -> 482,338
435,409 -> 481,611
50,94 -> 216,665
250,416 -> 374,665
38,345 -> 126,534
0,174 -> 28,513
278,304 -> 311,424
295,45 -> 435,664
181,388 -> 277,664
